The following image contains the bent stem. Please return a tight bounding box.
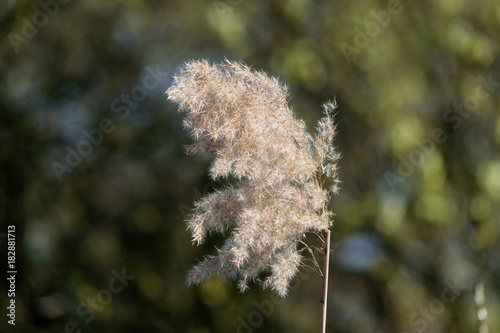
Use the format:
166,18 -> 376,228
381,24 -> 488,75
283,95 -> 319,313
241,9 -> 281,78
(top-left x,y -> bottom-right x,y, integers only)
320,229 -> 331,333
474,281 -> 488,333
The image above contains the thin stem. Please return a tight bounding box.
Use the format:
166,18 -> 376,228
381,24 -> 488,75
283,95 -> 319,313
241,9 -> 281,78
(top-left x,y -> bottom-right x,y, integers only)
474,281 -> 488,333
320,229 -> 331,333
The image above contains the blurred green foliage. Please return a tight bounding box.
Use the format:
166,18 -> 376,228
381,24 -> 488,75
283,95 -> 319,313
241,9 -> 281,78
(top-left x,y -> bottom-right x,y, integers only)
0,0 -> 499,332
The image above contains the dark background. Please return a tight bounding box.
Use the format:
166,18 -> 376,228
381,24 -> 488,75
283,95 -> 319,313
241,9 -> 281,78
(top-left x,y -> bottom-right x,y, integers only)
1,0 -> 499,332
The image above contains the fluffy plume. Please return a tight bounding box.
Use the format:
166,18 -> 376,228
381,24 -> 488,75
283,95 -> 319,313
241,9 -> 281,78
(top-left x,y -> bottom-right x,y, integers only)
167,59 -> 340,297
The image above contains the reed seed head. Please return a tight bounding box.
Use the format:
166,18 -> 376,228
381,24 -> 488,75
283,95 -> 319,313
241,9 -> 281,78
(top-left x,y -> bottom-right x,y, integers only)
167,59 -> 340,297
